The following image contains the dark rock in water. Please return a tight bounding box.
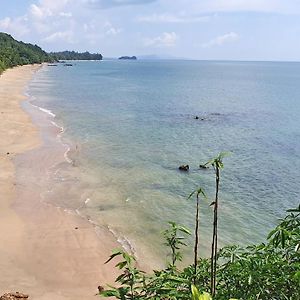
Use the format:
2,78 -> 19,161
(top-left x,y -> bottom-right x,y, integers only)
47,64 -> 57,66
199,164 -> 209,169
64,63 -> 73,66
0,292 -> 29,299
179,165 -> 189,171
194,115 -> 206,121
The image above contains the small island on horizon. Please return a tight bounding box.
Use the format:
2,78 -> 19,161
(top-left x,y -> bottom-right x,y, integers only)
118,56 -> 137,60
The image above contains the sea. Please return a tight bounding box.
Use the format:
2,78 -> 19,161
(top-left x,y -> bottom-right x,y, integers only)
24,60 -> 300,266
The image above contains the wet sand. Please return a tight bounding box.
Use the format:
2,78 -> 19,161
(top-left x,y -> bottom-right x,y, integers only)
0,65 -> 119,299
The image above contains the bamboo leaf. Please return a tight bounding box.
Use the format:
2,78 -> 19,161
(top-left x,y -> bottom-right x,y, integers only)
104,249 -> 123,264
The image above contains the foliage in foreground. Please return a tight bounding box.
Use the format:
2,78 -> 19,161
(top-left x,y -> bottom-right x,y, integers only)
100,207 -> 299,299
99,154 -> 300,300
0,32 -> 52,73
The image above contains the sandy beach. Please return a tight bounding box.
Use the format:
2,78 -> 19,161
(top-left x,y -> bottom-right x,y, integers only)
0,65 -> 119,299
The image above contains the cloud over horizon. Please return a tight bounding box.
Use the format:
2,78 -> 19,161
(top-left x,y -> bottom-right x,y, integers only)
0,0 -> 300,60
202,32 -> 239,48
143,32 -> 178,48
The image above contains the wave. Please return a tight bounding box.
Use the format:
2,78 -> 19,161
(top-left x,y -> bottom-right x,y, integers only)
28,101 -> 56,117
27,98 -> 74,165
107,225 -> 137,257
38,106 -> 56,117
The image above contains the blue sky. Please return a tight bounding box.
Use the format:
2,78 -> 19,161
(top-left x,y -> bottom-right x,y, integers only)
1,0 -> 300,61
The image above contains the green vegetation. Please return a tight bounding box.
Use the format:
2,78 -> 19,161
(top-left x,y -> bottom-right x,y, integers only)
0,32 -> 52,74
100,154 -> 300,300
49,50 -> 102,61
0,32 -> 103,74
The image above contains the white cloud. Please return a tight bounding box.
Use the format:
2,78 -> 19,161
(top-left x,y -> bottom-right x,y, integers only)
37,0 -> 71,12
29,0 -> 73,19
85,0 -> 156,9
104,21 -> 122,36
202,32 -> 239,48
144,32 -> 178,48
0,16 -> 29,37
0,17 -> 11,29
30,4 -> 52,19
83,21 -> 122,45
191,0 -> 300,14
59,12 -> 73,18
137,13 -> 211,23
43,30 -> 74,43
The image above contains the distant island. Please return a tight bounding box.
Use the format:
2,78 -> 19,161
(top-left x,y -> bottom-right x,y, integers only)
118,56 -> 137,60
50,51 -> 102,61
0,32 -> 53,73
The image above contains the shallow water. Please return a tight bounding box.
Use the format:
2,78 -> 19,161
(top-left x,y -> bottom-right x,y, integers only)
26,60 -> 300,266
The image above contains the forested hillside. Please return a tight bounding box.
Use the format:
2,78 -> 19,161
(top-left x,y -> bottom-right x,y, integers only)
0,32 -> 52,73
0,33 -> 103,74
50,50 -> 102,61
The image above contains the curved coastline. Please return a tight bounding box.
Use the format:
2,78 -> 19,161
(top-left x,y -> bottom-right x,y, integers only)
0,64 -> 119,299
23,70 -> 143,264
24,75 -> 139,260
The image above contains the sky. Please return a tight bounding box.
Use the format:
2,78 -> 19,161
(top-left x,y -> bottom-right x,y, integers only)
1,0 -> 300,61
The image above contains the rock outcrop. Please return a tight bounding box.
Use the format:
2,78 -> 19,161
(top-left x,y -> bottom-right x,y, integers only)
179,165 -> 189,171
0,292 -> 29,300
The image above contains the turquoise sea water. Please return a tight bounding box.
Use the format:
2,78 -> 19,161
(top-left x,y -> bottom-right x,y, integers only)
27,60 -> 300,265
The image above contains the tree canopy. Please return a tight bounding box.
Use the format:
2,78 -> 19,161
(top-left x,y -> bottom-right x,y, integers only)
0,32 -> 52,73
49,50 -> 102,61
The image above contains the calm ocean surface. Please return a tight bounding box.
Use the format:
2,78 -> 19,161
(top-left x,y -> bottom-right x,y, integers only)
27,60 -> 300,265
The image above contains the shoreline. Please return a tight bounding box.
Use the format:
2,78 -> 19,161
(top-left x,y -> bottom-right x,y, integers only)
0,65 -> 119,299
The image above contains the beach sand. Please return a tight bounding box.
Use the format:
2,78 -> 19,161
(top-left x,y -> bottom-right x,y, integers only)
0,65 -> 119,299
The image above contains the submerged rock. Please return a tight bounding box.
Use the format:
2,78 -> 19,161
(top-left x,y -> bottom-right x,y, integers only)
199,164 -> 209,169
179,165 -> 189,171
0,292 -> 29,299
194,115 -> 206,121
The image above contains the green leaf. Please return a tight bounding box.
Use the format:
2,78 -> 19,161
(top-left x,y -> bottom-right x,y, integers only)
191,285 -> 201,300
294,271 -> 300,281
104,249 -> 123,264
100,289 -> 120,297
199,292 -> 212,300
286,205 -> 300,212
191,285 -> 212,300
116,261 -> 127,269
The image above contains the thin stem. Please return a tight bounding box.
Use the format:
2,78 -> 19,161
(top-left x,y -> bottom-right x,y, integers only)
194,193 -> 200,284
213,166 -> 220,297
172,241 -> 176,266
210,208 -> 216,294
130,274 -> 134,300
